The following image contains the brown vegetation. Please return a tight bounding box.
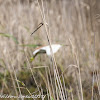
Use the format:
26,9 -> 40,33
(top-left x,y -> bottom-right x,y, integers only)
0,0 -> 100,100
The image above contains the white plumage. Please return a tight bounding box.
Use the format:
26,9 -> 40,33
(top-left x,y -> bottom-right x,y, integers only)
33,44 -> 62,57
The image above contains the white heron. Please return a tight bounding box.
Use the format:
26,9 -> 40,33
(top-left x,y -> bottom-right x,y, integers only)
31,44 -> 69,60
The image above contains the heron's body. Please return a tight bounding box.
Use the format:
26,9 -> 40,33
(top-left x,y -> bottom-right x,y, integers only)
33,44 -> 62,57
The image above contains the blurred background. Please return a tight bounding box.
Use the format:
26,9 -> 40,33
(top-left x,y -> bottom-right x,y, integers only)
0,0 -> 100,100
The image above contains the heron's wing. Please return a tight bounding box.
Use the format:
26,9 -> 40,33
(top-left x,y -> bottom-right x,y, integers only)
33,49 -> 46,58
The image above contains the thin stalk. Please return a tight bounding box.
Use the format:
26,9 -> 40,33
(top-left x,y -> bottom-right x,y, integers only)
7,50 -> 23,100
25,53 -> 41,95
36,0 -> 66,99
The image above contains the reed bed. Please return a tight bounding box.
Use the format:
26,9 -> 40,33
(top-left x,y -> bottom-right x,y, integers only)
0,0 -> 100,100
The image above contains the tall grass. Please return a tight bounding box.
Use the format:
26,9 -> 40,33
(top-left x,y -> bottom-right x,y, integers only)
0,0 -> 100,100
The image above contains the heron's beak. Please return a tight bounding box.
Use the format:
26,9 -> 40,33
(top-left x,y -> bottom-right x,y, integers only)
30,56 -> 34,62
